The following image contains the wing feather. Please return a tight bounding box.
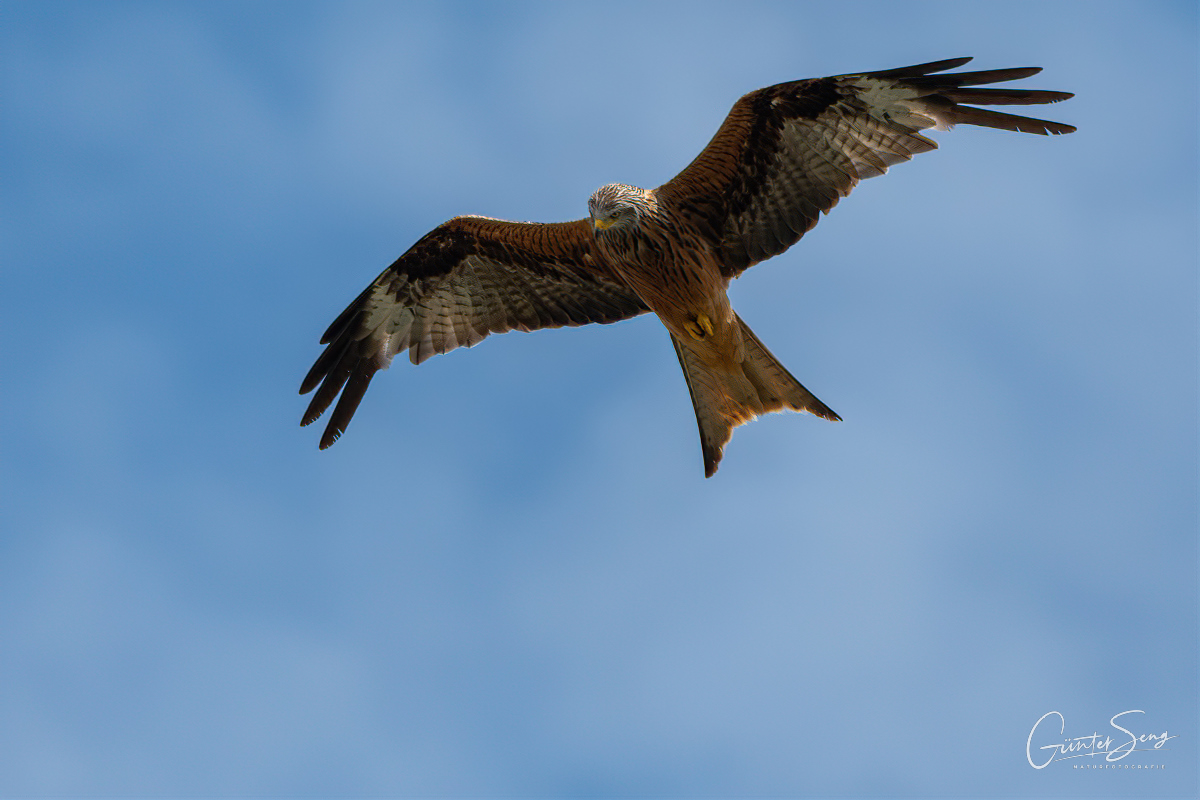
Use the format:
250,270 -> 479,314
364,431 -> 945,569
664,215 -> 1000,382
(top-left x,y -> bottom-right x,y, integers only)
656,57 -> 1074,276
300,216 -> 648,448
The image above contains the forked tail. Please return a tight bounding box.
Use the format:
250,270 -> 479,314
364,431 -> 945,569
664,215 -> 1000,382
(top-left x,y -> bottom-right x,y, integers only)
672,314 -> 840,478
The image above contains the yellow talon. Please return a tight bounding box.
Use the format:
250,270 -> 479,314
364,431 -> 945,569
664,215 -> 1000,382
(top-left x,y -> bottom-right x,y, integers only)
685,313 -> 714,340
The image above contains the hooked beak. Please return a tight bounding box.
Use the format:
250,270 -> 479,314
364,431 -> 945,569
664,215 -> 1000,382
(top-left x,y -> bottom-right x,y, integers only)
592,216 -> 614,231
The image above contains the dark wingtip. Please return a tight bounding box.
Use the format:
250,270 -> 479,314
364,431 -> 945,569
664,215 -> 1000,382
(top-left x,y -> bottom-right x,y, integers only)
311,363 -> 380,449
997,66 -> 1043,81
299,373 -> 321,396
300,401 -> 324,428
865,57 -> 973,78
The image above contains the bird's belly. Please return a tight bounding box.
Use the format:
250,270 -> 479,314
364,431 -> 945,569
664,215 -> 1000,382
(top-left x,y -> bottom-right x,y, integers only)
612,255 -> 741,366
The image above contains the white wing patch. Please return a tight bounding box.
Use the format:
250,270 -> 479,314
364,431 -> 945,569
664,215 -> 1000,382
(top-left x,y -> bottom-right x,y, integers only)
852,77 -> 949,130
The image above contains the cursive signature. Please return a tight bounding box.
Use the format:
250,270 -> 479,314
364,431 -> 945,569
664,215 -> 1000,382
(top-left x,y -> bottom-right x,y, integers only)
1027,710 -> 1177,769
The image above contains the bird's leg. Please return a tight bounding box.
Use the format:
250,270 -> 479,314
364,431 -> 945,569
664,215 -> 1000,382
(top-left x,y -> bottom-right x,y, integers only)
684,312 -> 714,341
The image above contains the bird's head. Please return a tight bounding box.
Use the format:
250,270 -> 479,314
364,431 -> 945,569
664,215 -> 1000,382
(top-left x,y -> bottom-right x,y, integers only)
588,183 -> 654,234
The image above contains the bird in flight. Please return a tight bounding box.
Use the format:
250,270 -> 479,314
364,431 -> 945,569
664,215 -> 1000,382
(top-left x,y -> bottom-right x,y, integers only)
300,57 -> 1074,477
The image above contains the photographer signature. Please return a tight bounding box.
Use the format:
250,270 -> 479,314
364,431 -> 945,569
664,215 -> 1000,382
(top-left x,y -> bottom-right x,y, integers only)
1027,710 -> 1176,769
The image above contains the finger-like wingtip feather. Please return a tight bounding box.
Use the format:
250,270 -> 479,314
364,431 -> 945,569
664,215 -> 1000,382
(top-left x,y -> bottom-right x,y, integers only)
941,105 -> 1077,135
940,88 -> 1074,106
904,66 -> 1045,87
318,363 -> 380,448
863,57 -> 974,78
893,67 -> 1076,135
301,356 -> 352,428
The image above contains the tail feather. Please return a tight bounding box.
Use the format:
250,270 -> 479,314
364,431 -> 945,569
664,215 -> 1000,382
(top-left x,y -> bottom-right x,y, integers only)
738,316 -> 840,422
672,314 -> 839,478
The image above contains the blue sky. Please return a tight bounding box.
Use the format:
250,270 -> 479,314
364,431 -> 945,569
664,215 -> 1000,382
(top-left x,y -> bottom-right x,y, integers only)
1,1 -> 1196,797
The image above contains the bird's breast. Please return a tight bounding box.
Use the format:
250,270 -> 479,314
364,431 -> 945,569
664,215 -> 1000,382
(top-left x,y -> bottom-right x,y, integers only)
598,227 -> 737,362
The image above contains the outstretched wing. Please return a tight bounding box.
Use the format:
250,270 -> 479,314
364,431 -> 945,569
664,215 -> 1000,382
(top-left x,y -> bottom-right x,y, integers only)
300,216 -> 648,448
656,57 -> 1075,276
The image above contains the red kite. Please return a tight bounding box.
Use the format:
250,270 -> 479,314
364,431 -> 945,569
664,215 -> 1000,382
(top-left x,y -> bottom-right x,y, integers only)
301,57 -> 1073,476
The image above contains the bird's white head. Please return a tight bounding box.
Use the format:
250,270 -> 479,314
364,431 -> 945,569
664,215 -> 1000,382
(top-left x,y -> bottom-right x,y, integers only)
588,183 -> 654,234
